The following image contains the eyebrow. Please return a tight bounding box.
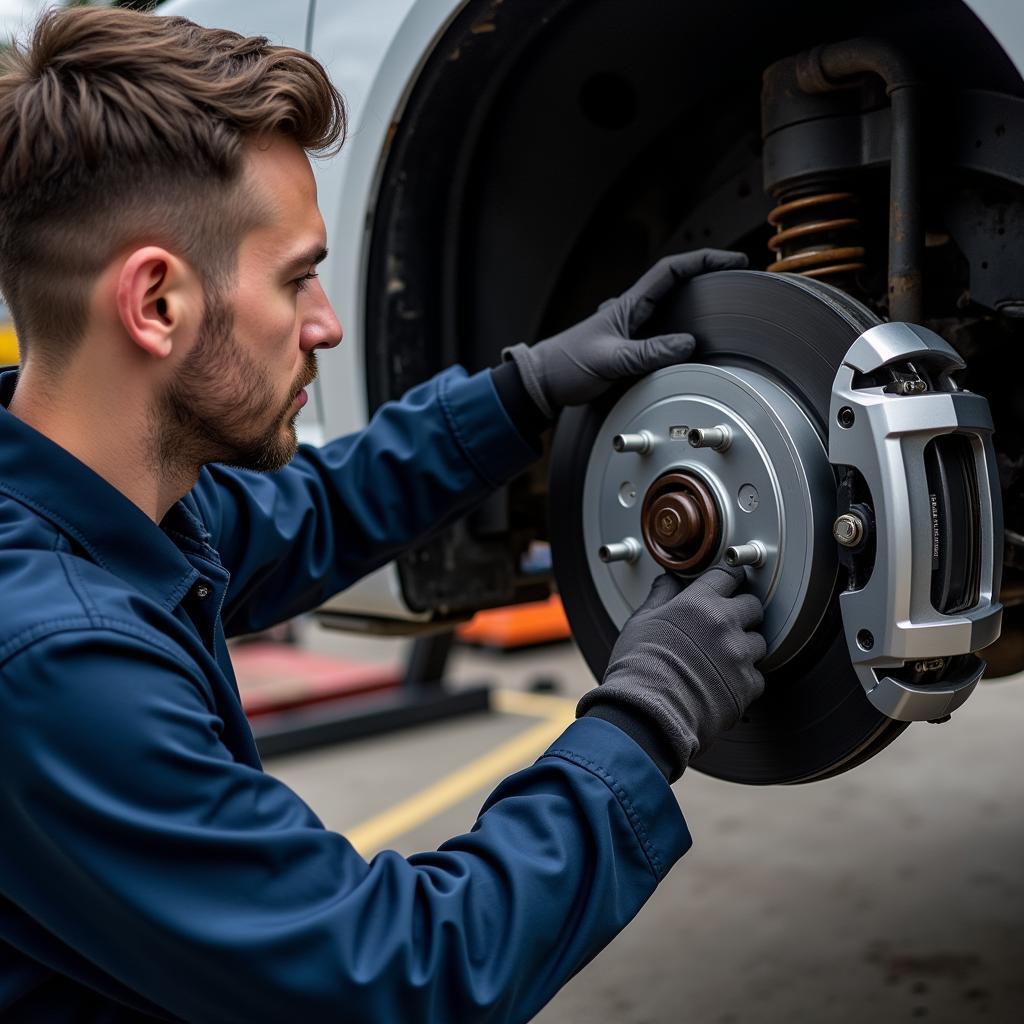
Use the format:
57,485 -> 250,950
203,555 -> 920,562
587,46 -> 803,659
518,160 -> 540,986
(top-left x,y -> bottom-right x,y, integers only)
281,245 -> 329,277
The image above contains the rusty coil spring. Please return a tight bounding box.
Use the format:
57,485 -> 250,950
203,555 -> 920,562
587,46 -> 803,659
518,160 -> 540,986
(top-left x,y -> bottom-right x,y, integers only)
766,191 -> 866,280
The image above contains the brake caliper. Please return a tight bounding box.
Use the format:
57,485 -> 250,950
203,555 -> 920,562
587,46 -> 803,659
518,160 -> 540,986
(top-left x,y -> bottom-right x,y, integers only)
829,322 -> 1003,722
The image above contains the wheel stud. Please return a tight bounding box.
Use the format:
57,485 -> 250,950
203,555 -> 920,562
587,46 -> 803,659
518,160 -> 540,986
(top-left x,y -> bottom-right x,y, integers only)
598,537 -> 643,564
724,540 -> 767,568
687,425 -> 732,451
612,431 -> 654,454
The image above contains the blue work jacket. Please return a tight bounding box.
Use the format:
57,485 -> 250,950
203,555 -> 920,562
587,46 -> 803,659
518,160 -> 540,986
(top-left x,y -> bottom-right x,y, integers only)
0,366 -> 690,1023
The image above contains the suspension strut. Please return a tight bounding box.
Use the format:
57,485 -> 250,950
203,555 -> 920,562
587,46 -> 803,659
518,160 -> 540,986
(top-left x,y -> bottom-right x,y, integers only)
761,38 -> 923,321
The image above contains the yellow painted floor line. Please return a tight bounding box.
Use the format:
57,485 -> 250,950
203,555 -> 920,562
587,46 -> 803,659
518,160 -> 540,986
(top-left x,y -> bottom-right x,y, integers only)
346,688 -> 576,857
491,687 -> 578,720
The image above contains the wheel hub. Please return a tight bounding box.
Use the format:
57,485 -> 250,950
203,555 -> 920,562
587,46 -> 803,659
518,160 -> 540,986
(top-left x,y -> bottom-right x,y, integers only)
583,361 -> 837,670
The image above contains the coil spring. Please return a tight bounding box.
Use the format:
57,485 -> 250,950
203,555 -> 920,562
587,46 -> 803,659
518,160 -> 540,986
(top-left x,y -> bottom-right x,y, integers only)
766,191 -> 866,280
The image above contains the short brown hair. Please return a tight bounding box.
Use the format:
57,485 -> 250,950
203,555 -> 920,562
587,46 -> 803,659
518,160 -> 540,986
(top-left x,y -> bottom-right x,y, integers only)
0,5 -> 345,367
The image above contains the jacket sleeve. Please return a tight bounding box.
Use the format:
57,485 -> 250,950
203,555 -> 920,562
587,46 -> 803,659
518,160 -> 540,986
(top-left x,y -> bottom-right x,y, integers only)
0,628 -> 691,1024
188,366 -> 541,636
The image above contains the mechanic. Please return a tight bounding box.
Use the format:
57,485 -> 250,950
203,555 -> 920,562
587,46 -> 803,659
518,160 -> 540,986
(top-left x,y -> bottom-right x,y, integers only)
0,7 -> 766,1023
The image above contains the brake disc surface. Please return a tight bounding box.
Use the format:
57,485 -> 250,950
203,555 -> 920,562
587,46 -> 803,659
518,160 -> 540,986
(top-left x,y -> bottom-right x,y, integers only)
550,270 -> 909,784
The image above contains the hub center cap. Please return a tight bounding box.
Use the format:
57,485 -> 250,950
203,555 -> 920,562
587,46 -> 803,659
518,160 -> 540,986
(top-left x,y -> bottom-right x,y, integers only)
642,472 -> 721,572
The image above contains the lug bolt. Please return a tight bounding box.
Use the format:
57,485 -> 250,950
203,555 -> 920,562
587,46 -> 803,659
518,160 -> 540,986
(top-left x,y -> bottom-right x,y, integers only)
612,431 -> 654,454
724,540 -> 767,568
598,537 -> 643,564
833,513 -> 865,548
687,425 -> 732,452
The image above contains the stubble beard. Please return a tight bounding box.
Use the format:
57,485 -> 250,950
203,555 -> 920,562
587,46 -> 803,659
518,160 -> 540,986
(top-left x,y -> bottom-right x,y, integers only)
156,294 -> 317,477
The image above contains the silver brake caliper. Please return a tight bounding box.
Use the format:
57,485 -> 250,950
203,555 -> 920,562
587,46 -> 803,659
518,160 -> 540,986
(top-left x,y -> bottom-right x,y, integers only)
829,322 -> 1003,722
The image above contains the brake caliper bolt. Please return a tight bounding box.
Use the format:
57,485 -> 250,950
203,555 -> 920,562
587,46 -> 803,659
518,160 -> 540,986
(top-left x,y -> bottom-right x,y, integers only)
613,431 -> 654,454
724,540 -> 767,568
687,425 -> 732,451
598,537 -> 643,564
833,513 -> 865,548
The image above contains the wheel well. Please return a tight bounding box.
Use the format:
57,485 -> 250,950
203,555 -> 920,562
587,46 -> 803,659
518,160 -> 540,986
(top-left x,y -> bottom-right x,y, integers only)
366,0 -> 1024,619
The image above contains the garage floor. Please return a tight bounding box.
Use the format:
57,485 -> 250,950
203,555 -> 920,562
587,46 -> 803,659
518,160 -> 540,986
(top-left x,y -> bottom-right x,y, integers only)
264,625 -> 1024,1024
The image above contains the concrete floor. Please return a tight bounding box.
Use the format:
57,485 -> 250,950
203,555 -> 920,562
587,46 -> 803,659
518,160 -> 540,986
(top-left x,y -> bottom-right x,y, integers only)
265,625 -> 1024,1023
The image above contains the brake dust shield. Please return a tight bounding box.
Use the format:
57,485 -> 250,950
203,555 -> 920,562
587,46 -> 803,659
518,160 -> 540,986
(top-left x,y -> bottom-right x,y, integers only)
549,270 -> 909,785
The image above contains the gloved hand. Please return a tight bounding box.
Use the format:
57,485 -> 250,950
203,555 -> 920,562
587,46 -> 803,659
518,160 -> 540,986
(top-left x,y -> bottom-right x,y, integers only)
502,249 -> 747,418
578,565 -> 766,782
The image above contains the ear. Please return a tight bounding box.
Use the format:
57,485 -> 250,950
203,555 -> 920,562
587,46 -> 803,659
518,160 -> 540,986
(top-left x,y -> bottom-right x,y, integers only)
114,247 -> 198,360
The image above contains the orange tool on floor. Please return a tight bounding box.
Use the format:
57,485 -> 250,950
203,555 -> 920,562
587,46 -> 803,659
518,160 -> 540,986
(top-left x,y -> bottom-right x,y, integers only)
457,594 -> 571,651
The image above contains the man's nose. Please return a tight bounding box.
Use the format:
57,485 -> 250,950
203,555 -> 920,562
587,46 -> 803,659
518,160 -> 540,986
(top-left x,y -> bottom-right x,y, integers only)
300,283 -> 343,352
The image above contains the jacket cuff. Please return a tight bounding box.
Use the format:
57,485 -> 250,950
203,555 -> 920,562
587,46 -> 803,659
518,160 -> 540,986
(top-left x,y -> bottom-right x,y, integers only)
540,717 -> 691,882
438,367 -> 542,488
490,361 -> 554,440
581,702 -> 680,783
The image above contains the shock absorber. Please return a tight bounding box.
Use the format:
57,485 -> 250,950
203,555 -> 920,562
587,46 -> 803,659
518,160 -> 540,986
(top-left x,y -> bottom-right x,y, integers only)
766,184 -> 866,281
761,40 -> 923,320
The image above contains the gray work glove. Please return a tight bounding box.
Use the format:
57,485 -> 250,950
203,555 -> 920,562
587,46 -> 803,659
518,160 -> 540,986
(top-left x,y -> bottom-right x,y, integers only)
502,249 -> 747,418
577,565 -> 766,780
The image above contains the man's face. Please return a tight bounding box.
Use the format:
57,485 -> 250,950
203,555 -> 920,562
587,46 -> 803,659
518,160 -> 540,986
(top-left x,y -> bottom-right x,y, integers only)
159,137 -> 342,473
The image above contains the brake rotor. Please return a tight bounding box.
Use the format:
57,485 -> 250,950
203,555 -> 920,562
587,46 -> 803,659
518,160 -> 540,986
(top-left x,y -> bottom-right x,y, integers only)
550,269 -> 909,785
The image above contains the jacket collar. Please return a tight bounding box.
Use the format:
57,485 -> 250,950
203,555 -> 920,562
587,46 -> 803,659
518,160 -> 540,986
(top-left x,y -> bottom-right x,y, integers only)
0,370 -> 202,608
